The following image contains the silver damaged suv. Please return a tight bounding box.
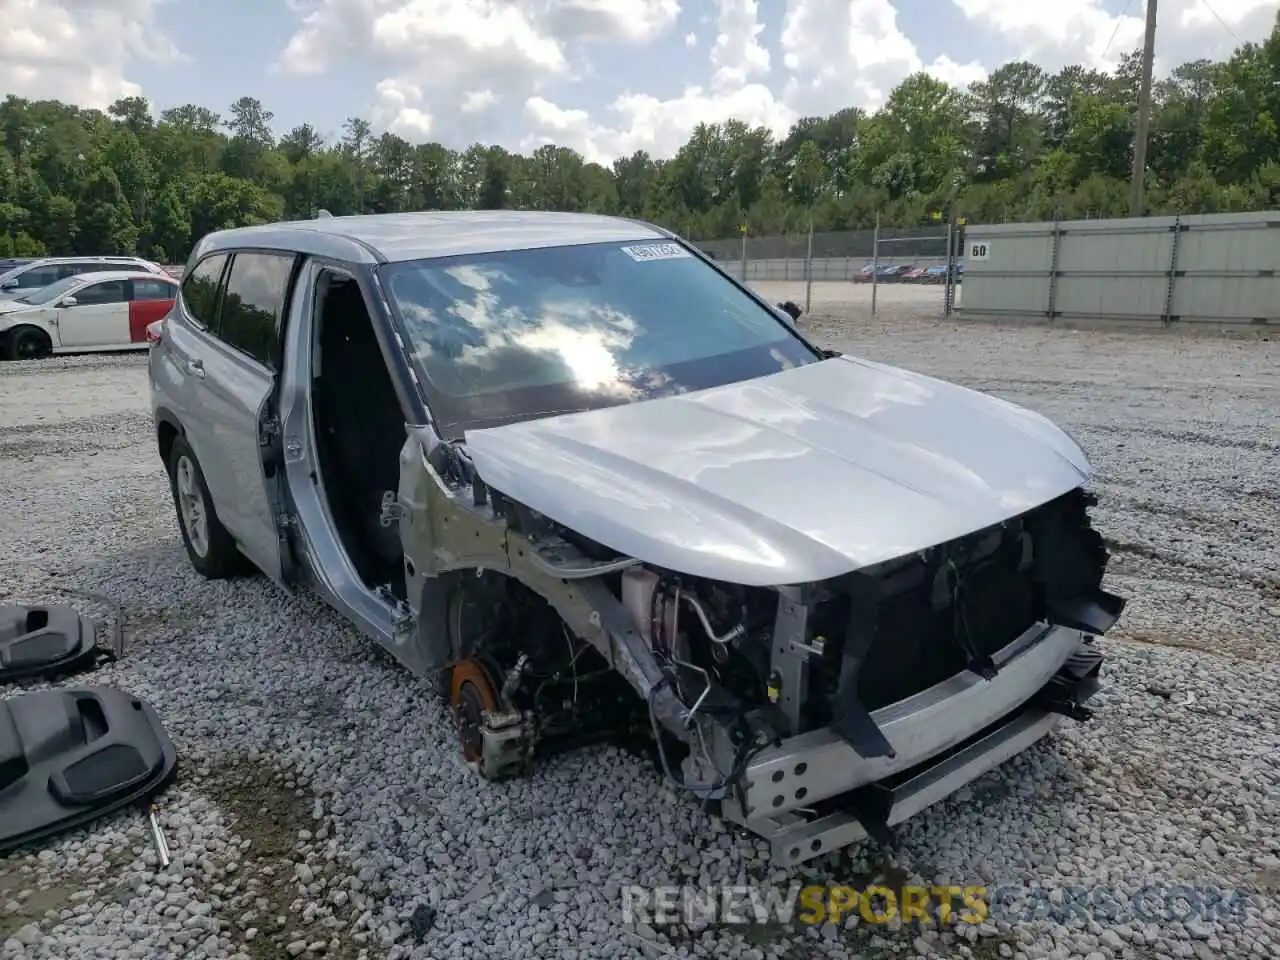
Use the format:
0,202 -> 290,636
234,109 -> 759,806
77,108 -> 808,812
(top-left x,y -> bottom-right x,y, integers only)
148,211 -> 1126,866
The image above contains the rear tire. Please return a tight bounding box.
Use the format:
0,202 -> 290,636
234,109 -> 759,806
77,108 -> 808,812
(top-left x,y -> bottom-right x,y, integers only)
4,325 -> 53,361
166,435 -> 241,579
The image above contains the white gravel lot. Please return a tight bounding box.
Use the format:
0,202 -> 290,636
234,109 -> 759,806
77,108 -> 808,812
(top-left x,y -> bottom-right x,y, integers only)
1,306 -> 1278,960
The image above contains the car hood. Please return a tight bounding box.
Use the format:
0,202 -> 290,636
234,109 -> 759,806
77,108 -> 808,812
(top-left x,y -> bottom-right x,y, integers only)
461,355 -> 1091,587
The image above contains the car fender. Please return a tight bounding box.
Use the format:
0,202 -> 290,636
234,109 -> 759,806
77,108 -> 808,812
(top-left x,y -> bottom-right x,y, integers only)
0,309 -> 54,335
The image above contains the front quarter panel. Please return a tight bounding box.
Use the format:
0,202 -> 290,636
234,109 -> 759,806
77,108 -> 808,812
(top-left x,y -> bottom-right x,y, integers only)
0,309 -> 55,339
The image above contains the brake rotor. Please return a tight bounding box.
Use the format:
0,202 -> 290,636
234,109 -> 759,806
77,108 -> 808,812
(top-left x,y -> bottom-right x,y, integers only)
450,658 -> 500,763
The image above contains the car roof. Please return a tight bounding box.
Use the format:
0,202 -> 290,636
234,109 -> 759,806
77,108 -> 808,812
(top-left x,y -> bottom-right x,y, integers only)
192,211 -> 669,266
69,270 -> 175,284
20,256 -> 150,266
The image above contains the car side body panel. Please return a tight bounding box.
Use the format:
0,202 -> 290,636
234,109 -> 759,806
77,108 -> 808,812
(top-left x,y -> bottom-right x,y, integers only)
55,302 -> 130,349
151,252 -> 290,585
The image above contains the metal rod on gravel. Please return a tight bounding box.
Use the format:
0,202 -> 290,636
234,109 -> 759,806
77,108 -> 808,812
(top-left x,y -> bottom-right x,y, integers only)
147,805 -> 171,869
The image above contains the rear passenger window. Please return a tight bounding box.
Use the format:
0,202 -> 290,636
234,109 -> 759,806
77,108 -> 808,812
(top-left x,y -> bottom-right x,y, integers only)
181,254 -> 227,327
219,253 -> 294,367
133,280 -> 176,301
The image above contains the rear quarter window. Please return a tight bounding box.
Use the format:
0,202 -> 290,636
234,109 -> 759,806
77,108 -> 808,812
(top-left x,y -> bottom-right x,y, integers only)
133,280 -> 177,301
181,254 -> 228,327
218,252 -> 296,367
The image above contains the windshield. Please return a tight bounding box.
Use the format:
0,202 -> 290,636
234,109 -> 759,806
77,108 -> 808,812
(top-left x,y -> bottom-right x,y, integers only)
14,275 -> 81,305
379,239 -> 819,438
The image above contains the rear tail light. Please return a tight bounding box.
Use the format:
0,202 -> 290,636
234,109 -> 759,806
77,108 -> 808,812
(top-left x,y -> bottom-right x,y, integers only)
145,319 -> 165,344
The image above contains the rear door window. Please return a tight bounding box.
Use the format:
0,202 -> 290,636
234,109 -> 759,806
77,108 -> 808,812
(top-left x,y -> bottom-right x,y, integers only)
132,279 -> 177,301
218,252 -> 295,368
181,254 -> 228,329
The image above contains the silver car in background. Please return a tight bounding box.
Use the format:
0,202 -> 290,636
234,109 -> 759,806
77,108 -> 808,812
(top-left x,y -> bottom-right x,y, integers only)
147,211 -> 1126,866
0,256 -> 168,300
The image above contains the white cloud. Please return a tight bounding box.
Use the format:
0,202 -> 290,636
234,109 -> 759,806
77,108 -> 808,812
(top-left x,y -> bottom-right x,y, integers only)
781,0 -> 987,112
523,84 -> 797,165
278,0 -> 687,145
685,31 -> 698,47
710,0 -> 770,89
279,0 -> 566,84
0,0 -> 181,110
948,0 -> 1275,72
279,0 -> 572,143
947,0 -> 1143,70
1155,0 -> 1276,68
460,90 -> 499,114
541,0 -> 681,44
371,79 -> 433,140
926,55 -> 991,90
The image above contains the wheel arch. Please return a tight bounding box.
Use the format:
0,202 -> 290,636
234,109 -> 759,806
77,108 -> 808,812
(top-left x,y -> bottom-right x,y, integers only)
154,408 -> 185,466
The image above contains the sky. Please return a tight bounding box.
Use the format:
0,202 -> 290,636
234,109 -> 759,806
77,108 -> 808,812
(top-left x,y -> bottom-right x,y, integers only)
3,0 -> 1276,165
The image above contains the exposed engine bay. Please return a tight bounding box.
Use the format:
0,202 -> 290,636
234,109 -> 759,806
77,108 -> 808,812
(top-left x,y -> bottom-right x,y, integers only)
399,425 -> 1125,863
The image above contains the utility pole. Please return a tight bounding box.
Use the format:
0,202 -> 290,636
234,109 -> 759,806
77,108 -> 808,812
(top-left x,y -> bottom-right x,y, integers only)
1130,0 -> 1158,217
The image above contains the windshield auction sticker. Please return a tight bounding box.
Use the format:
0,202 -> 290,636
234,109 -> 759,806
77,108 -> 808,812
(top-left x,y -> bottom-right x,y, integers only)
620,243 -> 691,262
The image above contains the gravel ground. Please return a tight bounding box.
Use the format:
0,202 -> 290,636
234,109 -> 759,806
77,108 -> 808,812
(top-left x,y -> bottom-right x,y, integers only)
1,309 -> 1277,960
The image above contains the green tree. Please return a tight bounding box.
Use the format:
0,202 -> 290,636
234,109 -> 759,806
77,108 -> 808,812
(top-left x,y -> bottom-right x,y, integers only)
75,167 -> 138,254
148,187 -> 191,262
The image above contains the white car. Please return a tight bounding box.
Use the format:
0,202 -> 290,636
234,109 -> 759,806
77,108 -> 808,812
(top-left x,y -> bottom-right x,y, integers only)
0,256 -> 168,300
0,270 -> 179,360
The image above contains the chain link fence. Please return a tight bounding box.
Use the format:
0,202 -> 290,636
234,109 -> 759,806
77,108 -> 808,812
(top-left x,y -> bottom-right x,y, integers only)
695,226 -> 966,318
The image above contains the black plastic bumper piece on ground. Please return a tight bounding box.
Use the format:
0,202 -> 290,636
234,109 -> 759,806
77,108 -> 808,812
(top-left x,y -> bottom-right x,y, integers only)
0,687 -> 178,854
0,604 -> 105,685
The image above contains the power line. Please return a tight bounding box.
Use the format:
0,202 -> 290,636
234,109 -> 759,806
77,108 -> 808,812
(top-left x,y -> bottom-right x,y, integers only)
1102,0 -> 1139,62
1198,0 -> 1242,44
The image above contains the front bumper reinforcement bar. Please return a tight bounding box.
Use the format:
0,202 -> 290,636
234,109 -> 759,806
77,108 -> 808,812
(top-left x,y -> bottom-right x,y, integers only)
721,626 -> 1105,867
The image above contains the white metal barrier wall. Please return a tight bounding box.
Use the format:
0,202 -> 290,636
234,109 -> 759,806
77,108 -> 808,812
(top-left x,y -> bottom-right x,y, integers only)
957,211 -> 1280,327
